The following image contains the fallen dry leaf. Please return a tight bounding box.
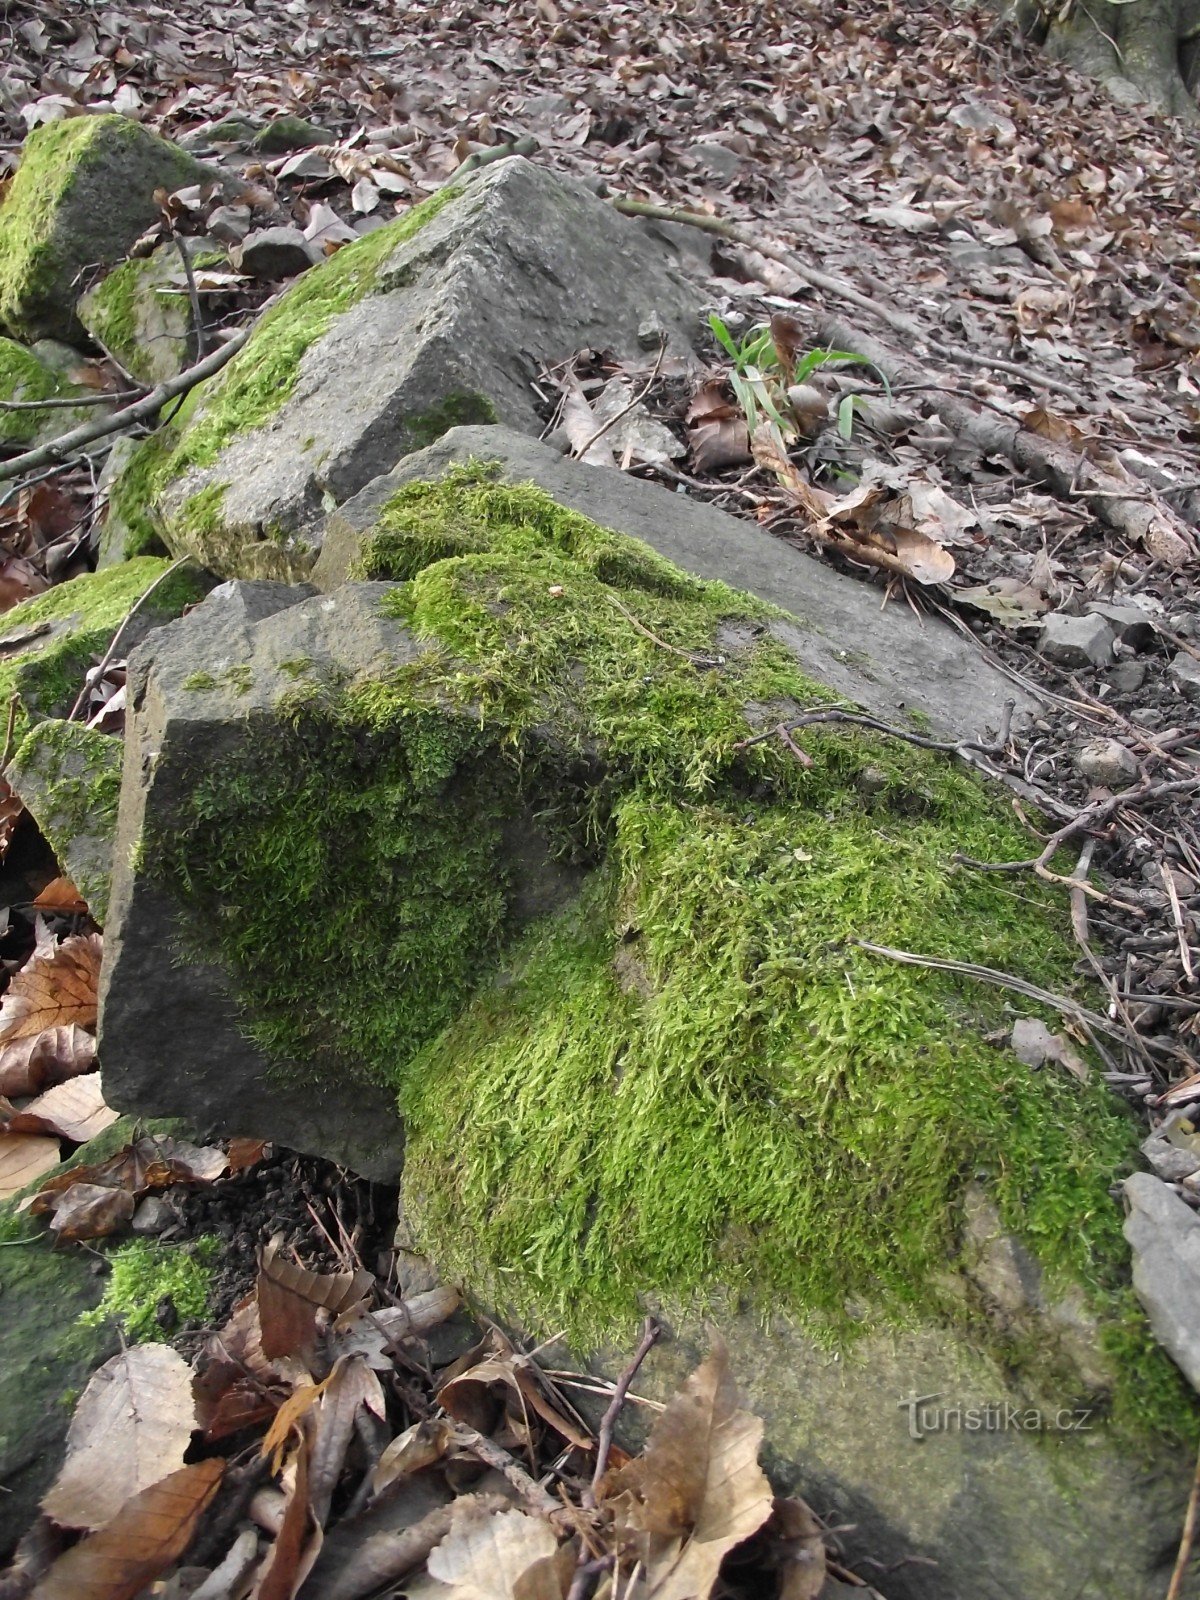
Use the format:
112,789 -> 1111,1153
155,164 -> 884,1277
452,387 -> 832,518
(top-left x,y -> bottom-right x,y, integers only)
426,1503 -> 571,1600
42,1345 -> 198,1532
0,1023 -> 97,1097
687,380 -> 751,471
0,933 -> 101,1044
42,1181 -> 136,1241
258,1242 -> 373,1370
32,876 -> 89,915
31,1459 -> 223,1600
308,1356 -> 387,1525
252,1445 -> 322,1600
604,1339 -> 774,1600
6,1074 -> 117,1143
0,1131 -> 61,1198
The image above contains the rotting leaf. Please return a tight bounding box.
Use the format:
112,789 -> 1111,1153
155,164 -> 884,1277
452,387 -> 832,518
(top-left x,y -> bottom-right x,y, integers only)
308,1355 -> 387,1525
438,1326 -> 593,1452
31,1459 -> 223,1600
687,379 -> 751,471
258,1241 -> 373,1370
0,933 -> 101,1044
43,1181 -> 135,1241
955,577 -> 1050,627
42,1345 -> 197,1532
252,1445 -> 322,1600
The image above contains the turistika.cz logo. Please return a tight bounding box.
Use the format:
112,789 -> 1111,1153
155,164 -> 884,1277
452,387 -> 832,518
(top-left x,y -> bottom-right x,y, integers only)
898,1393 -> 1095,1441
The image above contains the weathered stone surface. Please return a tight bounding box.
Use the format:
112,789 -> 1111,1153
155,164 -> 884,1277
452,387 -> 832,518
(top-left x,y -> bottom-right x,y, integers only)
78,237 -> 223,386
8,721 -> 121,924
251,116 -> 336,154
1074,736 -> 1139,789
0,115 -> 209,342
232,226 -> 318,280
148,158 -> 707,580
1125,1171 -> 1200,1393
1037,610 -> 1115,668
318,426 -> 1029,743
0,336 -> 103,450
1170,650 -> 1200,704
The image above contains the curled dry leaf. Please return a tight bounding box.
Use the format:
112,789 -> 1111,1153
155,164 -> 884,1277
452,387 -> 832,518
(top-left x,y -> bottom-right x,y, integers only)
0,1131 -> 61,1198
258,1241 -> 373,1370
31,876 -> 89,915
6,1074 -> 118,1143
686,379 -> 751,471
27,1134 -> 226,1223
0,777 -> 24,863
604,1338 -> 774,1600
0,933 -> 102,1044
0,1023 -> 97,1096
43,1181 -> 135,1241
308,1356 -> 387,1525
30,1459 -> 224,1600
438,1327 -> 593,1451
42,1345 -> 197,1532
252,1445 -> 322,1600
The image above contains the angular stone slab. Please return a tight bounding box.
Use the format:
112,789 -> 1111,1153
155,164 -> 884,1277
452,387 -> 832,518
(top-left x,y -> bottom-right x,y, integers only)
150,159 -> 706,580
0,337 -> 103,450
318,425 -> 1029,744
8,720 -> 122,925
78,237 -> 224,386
0,115 -> 209,343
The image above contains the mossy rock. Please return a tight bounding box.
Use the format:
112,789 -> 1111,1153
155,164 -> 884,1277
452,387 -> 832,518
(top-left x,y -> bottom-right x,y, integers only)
136,159 -> 704,580
0,336 -> 101,449
77,237 -> 225,386
0,114 -> 210,342
96,433 -> 170,567
251,116 -> 336,154
8,720 -> 122,923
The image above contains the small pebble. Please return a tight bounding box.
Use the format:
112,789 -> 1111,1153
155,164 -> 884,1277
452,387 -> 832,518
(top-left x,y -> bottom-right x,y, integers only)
1074,737 -> 1139,790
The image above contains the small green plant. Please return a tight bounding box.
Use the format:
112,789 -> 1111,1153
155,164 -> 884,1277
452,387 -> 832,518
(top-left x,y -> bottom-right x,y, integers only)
707,313 -> 883,444
79,1237 -> 220,1343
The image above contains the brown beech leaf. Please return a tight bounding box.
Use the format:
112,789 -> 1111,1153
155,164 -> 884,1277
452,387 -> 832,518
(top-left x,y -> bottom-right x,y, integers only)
0,553 -> 49,615
604,1338 -> 773,1600
253,1446 -> 322,1600
42,1346 -> 197,1532
0,1131 -> 61,1198
7,1075 -> 118,1143
0,777 -> 24,862
425,1503 -> 571,1600
308,1355 -> 387,1525
687,380 -> 751,471
44,1182 -> 135,1242
32,876 -> 90,916
0,933 -> 102,1044
0,1024 -> 97,1096
754,1496 -> 827,1600
194,1295 -> 295,1442
438,1326 -> 593,1451
258,1241 -> 372,1370
228,1136 -> 271,1173
32,1459 -> 223,1600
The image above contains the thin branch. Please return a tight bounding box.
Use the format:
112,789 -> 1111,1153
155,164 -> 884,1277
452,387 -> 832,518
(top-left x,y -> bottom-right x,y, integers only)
572,337 -> 667,462
853,939 -> 1181,1060
733,700 -> 1015,762
173,230 -> 208,362
0,391 -> 142,412
1167,1440 -> 1200,1600
66,557 -> 189,723
586,1317 -> 660,1509
0,325 -> 251,484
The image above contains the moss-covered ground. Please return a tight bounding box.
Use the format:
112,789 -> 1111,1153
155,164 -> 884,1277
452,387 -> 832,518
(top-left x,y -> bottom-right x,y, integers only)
149,466 -> 1192,1443
79,1236 -> 219,1343
0,337 -> 90,446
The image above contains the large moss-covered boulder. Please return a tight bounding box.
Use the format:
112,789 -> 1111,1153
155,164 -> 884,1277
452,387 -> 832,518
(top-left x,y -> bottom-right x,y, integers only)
115,158 -> 706,582
77,237 -> 225,386
8,720 -> 122,924
98,448 -> 1196,1593
0,115 -> 208,343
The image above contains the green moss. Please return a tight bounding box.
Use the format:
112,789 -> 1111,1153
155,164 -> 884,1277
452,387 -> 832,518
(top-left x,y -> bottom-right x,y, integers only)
404,393 -> 498,451
8,719 -> 122,921
224,664 -> 253,696
279,657 -> 312,679
104,430 -> 176,563
0,336 -> 90,445
0,557 -> 206,731
183,671 -> 217,691
80,246 -> 226,386
148,472 -> 1191,1445
166,186 -> 463,474
252,116 -> 334,154
79,1237 -> 220,1343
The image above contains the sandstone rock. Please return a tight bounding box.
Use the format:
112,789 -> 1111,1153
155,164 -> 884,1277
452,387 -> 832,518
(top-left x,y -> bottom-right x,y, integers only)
0,114 -> 209,342
78,236 -> 224,386
0,336 -> 104,450
99,452 -> 1191,1596
232,226 -> 319,280
1074,736 -> 1139,789
1170,651 -> 1200,704
1125,1171 -> 1200,1393
138,158 -> 706,580
1037,611 -> 1115,668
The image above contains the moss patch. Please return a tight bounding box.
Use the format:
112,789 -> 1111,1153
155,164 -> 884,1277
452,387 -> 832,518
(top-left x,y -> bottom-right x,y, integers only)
9,719 -> 122,922
102,429 -> 176,564
148,468 -> 1191,1444
0,557 -> 207,732
79,1237 -> 219,1343
78,243 -> 225,386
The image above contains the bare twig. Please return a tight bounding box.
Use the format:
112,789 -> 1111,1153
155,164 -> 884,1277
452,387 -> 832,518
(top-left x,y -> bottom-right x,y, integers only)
0,391 -> 142,412
0,692 -> 21,774
65,557 -> 189,723
586,1317 -> 661,1509
607,592 -> 724,669
448,1420 -> 561,1514
853,938 -> 1182,1060
173,231 -> 208,362
733,700 -> 1015,765
572,338 -> 667,462
0,327 -> 251,485
1167,1440 -> 1200,1600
